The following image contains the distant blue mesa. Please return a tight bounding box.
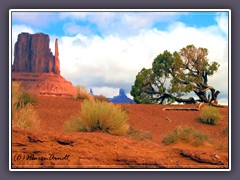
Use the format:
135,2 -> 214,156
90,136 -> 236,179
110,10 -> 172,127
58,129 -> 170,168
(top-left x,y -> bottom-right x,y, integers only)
109,88 -> 135,104
90,88 -> 135,104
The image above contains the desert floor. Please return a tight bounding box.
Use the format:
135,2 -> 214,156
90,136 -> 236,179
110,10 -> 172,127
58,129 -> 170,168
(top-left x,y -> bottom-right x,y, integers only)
11,95 -> 229,169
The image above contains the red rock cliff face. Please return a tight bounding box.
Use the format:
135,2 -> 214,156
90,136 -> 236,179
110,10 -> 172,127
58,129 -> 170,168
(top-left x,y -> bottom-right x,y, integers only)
12,32 -> 60,74
12,32 -> 78,97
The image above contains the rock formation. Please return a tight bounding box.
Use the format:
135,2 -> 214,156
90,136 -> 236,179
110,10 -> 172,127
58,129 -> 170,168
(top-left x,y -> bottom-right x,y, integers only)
12,32 -> 77,97
54,38 -> 60,74
12,32 -> 60,74
109,88 -> 135,104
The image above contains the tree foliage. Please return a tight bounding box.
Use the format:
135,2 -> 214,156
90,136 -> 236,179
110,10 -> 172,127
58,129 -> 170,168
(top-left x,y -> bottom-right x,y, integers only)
131,45 -> 220,104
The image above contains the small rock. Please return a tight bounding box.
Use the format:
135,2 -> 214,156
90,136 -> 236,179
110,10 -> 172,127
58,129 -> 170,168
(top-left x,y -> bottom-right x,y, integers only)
214,154 -> 220,160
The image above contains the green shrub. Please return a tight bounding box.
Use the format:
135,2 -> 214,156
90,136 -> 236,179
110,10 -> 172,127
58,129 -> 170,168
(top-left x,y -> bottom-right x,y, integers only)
64,100 -> 129,136
16,92 -> 37,109
12,82 -> 40,130
73,85 -> 92,100
127,126 -> 152,141
199,106 -> 221,125
162,126 -> 208,146
94,95 -> 109,102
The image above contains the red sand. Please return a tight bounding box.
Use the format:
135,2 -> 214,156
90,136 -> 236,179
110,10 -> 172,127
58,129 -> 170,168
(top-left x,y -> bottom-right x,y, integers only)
12,95 -> 229,169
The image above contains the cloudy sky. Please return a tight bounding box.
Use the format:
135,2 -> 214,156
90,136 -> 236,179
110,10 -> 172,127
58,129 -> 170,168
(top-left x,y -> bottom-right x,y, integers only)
11,10 -> 229,104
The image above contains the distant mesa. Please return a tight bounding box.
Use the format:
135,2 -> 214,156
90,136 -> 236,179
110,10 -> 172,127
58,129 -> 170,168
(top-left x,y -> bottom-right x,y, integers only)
109,88 -> 135,104
89,88 -> 94,95
12,32 -> 77,97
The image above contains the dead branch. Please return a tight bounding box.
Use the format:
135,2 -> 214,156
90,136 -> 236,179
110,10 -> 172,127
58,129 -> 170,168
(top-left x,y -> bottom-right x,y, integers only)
197,102 -> 204,110
162,107 -> 199,111
210,104 -> 226,108
210,100 -> 226,108
164,117 -> 172,122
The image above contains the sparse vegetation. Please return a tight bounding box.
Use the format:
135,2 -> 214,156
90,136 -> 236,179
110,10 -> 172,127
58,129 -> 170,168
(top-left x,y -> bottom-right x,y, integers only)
12,104 -> 40,129
121,104 -> 130,115
64,100 -> 129,136
94,95 -> 109,102
12,82 -> 40,129
63,114 -> 85,132
73,85 -> 92,101
16,91 -> 37,109
162,126 -> 208,146
199,106 -> 221,125
127,126 -> 152,141
221,127 -> 229,137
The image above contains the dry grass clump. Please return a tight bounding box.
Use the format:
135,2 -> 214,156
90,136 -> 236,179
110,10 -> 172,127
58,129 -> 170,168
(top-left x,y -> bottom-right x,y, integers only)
127,126 -> 152,141
199,106 -> 222,125
73,85 -> 93,101
12,82 -> 40,130
63,114 -> 85,132
162,126 -> 208,146
12,104 -> 40,129
64,100 -> 129,136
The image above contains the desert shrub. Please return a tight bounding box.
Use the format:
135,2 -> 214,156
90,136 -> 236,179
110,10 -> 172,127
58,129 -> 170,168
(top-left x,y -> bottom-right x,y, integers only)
16,92 -> 37,109
64,100 -> 129,136
12,82 -> 40,130
73,85 -> 92,101
12,82 -> 21,108
199,106 -> 221,125
12,104 -> 40,129
162,126 -> 208,146
63,114 -> 85,132
94,95 -> 109,102
127,126 -> 152,141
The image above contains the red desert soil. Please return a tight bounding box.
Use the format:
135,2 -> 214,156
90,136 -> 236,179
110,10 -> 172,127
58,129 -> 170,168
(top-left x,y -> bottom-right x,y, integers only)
12,95 -> 229,169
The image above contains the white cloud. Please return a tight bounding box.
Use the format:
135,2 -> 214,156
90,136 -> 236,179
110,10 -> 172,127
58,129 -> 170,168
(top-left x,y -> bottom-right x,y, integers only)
218,98 -> 228,105
215,12 -> 228,35
59,12 -> 88,20
61,12 -> 181,36
47,22 -> 228,101
91,87 -> 119,98
63,22 -> 92,35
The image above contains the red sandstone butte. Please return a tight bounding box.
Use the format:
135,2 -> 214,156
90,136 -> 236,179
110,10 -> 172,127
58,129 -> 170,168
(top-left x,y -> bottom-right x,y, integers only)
12,32 -> 77,97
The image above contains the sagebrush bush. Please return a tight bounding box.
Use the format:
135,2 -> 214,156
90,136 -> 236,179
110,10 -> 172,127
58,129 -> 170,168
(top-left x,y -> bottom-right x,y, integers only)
12,82 -> 40,130
12,104 -> 40,129
127,126 -> 152,141
64,100 -> 129,136
16,92 -> 37,109
73,85 -> 92,101
63,114 -> 85,132
199,106 -> 221,125
162,126 -> 208,146
94,95 -> 109,102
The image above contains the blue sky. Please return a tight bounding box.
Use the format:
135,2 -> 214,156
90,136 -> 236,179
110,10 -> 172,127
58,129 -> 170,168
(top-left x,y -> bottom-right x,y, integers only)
12,11 -> 227,37
11,10 -> 229,104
